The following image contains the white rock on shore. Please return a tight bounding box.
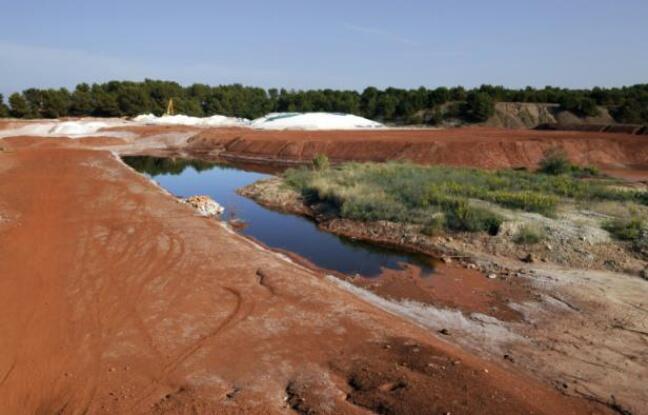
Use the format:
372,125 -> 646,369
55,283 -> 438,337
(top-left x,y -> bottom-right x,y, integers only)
181,195 -> 224,216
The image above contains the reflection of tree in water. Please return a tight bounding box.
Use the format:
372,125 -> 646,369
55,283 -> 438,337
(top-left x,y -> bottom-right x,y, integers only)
122,155 -> 439,277
122,156 -> 217,176
334,234 -> 438,276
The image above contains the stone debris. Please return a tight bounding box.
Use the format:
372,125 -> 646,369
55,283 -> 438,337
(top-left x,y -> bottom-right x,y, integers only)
181,195 -> 224,216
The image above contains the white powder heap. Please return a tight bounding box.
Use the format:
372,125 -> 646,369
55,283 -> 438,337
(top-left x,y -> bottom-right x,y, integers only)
133,114 -> 249,127
0,119 -> 131,138
250,112 -> 384,130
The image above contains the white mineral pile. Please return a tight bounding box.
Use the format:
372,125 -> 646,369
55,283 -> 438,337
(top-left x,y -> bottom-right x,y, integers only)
0,119 -> 131,139
133,114 -> 249,128
250,112 -> 384,130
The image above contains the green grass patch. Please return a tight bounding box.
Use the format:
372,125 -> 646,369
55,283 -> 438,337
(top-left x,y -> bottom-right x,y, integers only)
284,161 -> 647,235
603,218 -> 646,241
513,224 -> 546,245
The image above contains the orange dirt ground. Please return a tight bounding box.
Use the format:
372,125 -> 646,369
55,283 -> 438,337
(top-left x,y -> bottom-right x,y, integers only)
0,137 -> 613,414
183,127 -> 648,172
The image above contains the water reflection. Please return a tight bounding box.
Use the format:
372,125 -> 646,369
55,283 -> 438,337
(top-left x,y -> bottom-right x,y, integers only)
123,156 -> 435,277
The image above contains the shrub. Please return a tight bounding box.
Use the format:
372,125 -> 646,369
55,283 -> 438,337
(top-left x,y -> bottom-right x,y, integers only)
603,218 -> 645,241
421,215 -> 445,236
445,201 -> 502,235
465,92 -> 495,122
513,224 -> 546,244
312,153 -> 330,171
538,148 -> 572,175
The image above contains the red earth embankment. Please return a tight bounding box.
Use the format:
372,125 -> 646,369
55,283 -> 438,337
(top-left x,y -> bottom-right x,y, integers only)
187,127 -> 648,170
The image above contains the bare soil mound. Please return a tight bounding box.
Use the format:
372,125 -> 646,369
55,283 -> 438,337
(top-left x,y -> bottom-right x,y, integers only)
186,127 -> 648,171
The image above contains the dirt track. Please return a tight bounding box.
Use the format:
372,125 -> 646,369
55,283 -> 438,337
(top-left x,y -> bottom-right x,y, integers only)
182,127 -> 648,171
0,139 -> 612,414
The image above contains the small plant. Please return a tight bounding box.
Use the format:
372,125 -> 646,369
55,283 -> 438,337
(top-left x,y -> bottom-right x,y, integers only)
538,148 -> 572,175
513,224 -> 546,244
445,201 -> 502,235
603,218 -> 645,241
312,153 -> 330,171
537,148 -> 601,178
421,215 -> 445,236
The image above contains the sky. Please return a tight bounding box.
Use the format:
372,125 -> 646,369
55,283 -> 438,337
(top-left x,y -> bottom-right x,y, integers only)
1,0 -> 647,96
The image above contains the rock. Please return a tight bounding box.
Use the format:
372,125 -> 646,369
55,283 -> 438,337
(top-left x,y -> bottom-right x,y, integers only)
439,328 -> 450,336
545,243 -> 553,251
521,253 -> 537,263
441,256 -> 452,264
640,269 -> 648,280
487,273 -> 497,279
181,195 -> 224,216
466,263 -> 477,270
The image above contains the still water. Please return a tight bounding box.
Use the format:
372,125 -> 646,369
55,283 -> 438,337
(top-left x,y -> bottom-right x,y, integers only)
124,157 -> 435,277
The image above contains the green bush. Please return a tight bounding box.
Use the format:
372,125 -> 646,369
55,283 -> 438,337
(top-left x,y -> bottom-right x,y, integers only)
603,218 -> 645,241
537,148 -> 601,178
538,148 -> 572,175
445,202 -> 502,234
513,225 -> 546,244
312,153 -> 330,171
421,215 -> 446,236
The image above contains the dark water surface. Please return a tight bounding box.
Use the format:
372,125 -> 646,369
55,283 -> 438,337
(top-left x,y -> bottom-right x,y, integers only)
123,157 -> 435,277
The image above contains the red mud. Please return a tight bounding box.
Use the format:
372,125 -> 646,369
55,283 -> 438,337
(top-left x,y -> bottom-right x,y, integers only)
187,126 -> 648,171
357,263 -> 532,322
0,138 -> 611,414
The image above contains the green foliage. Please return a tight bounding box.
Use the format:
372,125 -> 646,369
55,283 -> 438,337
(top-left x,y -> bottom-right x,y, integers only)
8,93 -> 31,118
603,218 -> 645,241
421,215 -> 445,236
537,148 -> 601,178
513,225 -> 546,244
558,95 -> 600,117
3,81 -> 648,124
465,92 -> 495,122
538,148 -> 572,175
0,94 -> 8,117
444,201 -> 503,234
283,161 -> 648,236
312,154 -> 330,171
122,156 -> 215,176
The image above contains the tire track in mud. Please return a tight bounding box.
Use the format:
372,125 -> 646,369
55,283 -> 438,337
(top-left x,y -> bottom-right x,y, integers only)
0,362 -> 15,387
129,286 -> 248,412
64,183 -> 188,413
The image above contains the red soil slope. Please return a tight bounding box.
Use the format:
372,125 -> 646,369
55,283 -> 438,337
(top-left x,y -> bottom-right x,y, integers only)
0,140 -> 610,414
187,127 -> 648,170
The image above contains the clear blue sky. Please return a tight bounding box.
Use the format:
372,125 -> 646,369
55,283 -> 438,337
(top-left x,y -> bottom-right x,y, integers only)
1,0 -> 647,96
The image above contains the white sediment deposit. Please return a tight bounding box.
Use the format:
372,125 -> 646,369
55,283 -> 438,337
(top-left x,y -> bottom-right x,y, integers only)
0,112 -> 385,139
133,114 -> 249,127
0,119 -> 131,138
250,112 -> 384,130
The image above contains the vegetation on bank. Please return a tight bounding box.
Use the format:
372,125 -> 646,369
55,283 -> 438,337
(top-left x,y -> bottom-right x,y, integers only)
283,155 -> 648,235
1,80 -> 648,125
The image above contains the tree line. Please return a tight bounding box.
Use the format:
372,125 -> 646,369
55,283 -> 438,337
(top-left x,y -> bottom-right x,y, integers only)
1,80 -> 647,125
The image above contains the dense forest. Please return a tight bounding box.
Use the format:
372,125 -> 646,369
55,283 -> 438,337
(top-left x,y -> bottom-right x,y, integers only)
1,80 -> 647,125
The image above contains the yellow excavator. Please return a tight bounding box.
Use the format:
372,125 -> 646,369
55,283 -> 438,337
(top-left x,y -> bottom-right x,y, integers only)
165,98 -> 175,116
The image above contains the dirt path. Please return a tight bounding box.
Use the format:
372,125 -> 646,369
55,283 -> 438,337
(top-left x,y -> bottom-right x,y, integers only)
0,141 -> 611,414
